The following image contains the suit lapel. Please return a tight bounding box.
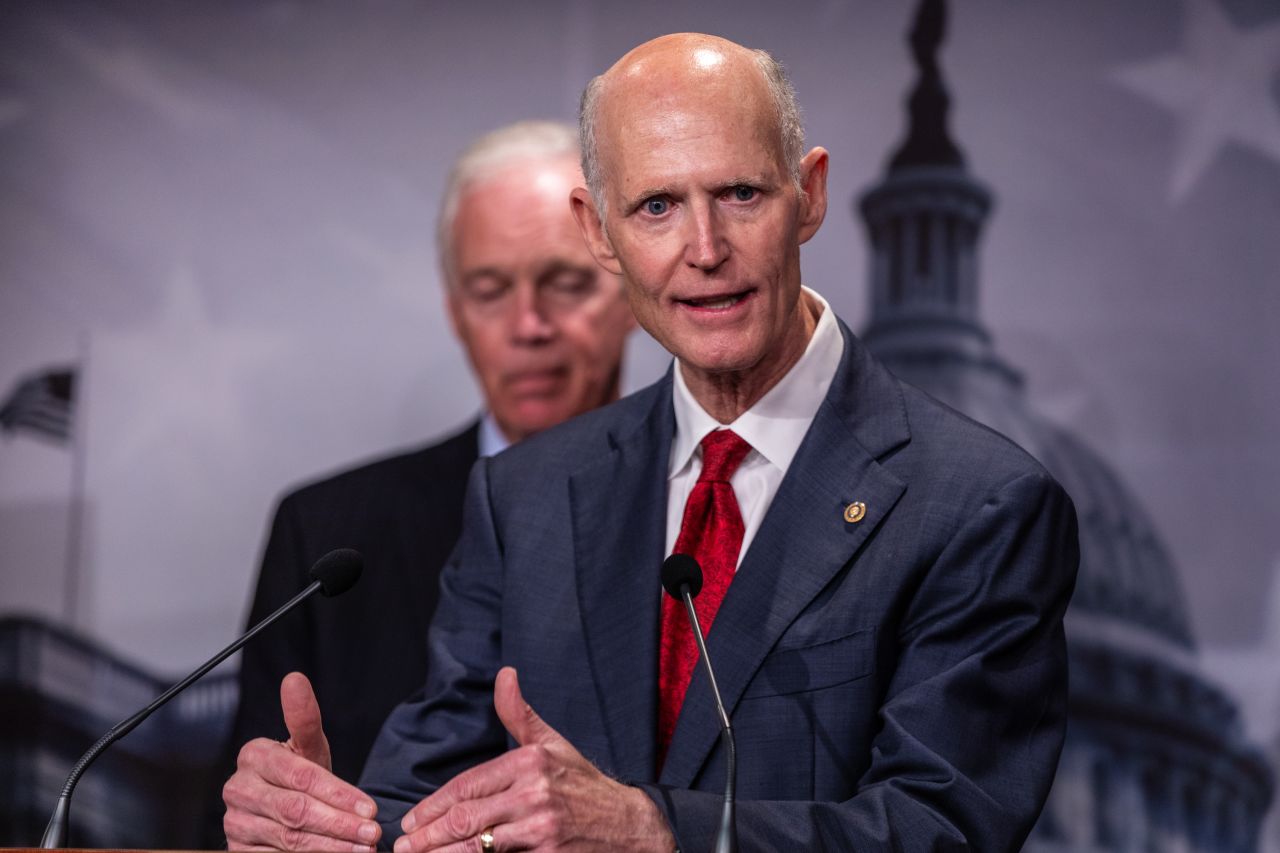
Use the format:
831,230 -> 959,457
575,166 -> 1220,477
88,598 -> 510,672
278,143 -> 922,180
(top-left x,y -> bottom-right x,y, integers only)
570,377 -> 675,783
660,323 -> 911,787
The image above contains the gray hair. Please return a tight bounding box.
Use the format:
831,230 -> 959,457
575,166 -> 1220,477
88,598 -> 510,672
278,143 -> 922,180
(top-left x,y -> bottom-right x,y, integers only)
578,47 -> 805,221
437,120 -> 580,285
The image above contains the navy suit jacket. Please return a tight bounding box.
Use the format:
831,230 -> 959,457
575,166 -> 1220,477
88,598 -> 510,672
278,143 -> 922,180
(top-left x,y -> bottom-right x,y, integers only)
361,321 -> 1079,851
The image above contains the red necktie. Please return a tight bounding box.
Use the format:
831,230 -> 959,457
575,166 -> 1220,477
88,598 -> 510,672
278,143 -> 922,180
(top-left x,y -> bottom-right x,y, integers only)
658,429 -> 753,763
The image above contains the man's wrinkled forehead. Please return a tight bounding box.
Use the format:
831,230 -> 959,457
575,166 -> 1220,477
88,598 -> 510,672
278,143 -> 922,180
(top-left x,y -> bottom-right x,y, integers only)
601,44 -> 774,132
596,70 -> 780,179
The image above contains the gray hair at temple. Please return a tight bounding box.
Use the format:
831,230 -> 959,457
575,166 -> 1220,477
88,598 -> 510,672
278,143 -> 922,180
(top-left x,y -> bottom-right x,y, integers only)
437,120 -> 580,286
578,47 -> 805,222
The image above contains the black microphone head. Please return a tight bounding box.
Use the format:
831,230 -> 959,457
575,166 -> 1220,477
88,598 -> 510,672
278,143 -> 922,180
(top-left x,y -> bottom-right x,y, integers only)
662,553 -> 703,600
310,548 -> 363,597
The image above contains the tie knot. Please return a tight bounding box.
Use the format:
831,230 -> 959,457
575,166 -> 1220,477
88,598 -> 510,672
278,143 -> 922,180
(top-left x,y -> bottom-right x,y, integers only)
697,429 -> 752,483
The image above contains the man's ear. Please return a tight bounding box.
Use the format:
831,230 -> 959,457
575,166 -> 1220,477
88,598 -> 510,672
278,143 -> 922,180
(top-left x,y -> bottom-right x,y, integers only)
796,147 -> 829,245
570,188 -> 623,275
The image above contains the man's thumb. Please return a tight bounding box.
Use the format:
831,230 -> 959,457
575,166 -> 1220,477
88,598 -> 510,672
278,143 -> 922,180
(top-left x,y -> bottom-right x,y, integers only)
281,671 -> 332,770
494,666 -> 560,747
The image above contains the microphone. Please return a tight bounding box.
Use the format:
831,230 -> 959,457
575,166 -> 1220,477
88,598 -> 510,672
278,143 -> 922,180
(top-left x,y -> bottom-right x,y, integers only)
39,548 -> 364,849
661,554 -> 737,853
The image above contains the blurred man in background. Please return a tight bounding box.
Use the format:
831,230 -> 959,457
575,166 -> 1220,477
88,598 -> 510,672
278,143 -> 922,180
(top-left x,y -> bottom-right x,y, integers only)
222,119 -> 635,791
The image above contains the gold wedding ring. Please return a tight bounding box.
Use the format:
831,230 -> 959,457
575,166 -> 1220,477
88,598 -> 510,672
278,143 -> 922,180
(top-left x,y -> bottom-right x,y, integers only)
478,827 -> 496,852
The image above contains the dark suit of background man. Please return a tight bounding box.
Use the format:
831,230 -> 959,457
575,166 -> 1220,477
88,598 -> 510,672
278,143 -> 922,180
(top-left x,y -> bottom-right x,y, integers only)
221,120 -> 635,790
223,34 -> 1079,853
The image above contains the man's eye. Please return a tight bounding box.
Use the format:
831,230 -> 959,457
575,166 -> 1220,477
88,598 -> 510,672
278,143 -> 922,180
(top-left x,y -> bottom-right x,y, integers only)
461,277 -> 509,302
644,198 -> 669,216
546,271 -> 595,296
731,185 -> 756,202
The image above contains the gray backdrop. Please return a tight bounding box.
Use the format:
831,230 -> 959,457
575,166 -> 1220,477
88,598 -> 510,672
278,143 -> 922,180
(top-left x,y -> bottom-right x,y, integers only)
1,0 -> 1277,822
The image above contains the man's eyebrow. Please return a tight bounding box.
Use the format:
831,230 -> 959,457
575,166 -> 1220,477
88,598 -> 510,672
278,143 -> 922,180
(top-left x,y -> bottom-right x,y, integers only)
718,174 -> 776,190
537,259 -> 596,274
459,267 -> 509,287
622,185 -> 676,211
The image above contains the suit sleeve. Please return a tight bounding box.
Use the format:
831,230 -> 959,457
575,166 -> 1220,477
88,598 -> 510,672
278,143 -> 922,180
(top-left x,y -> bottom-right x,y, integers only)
359,458 -> 508,842
639,470 -> 1080,852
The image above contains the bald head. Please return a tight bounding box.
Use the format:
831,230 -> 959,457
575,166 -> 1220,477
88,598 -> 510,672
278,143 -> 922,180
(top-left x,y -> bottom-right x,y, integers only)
579,33 -> 805,219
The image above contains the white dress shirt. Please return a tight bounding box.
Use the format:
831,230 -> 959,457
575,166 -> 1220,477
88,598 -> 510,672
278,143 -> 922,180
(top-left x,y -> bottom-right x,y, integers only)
478,412 -> 511,458
665,288 -> 844,568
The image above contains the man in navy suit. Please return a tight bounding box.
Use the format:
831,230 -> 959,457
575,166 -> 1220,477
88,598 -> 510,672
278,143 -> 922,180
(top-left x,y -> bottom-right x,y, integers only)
223,33 -> 1078,852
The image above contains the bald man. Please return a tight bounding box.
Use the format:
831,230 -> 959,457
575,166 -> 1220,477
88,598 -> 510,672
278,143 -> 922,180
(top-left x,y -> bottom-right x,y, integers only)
223,34 -> 1077,852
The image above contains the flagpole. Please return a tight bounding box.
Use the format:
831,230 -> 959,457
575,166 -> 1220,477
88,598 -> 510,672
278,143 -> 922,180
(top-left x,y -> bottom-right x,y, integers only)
63,330 -> 90,625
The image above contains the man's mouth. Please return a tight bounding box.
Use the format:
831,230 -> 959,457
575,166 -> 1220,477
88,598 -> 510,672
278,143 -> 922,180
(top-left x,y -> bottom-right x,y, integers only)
677,289 -> 754,311
506,367 -> 568,396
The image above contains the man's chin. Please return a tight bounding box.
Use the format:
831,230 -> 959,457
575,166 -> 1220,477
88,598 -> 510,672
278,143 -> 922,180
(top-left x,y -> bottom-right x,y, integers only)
674,344 -> 764,379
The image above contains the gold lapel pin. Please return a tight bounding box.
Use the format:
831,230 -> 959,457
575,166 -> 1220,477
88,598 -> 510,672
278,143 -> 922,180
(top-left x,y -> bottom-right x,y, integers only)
843,501 -> 867,523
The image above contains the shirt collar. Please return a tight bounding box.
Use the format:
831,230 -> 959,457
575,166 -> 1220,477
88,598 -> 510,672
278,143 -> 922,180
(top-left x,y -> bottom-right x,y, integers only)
669,287 -> 844,478
478,412 -> 511,458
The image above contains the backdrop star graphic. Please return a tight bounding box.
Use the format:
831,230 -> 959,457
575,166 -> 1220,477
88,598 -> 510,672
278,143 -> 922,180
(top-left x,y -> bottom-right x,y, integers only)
1112,0 -> 1280,202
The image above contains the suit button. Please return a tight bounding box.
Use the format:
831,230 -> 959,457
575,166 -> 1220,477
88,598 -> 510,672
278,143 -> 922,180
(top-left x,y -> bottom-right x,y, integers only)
843,501 -> 866,523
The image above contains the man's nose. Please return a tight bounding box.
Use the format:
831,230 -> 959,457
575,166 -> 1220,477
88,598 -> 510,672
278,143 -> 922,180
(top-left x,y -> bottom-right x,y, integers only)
683,201 -> 729,272
510,282 -> 555,344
